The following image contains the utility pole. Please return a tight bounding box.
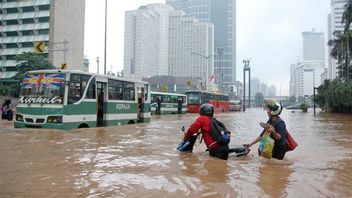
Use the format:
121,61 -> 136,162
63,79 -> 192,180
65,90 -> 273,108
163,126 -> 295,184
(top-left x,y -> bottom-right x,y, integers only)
104,0 -> 108,75
217,47 -> 224,92
190,51 -> 210,91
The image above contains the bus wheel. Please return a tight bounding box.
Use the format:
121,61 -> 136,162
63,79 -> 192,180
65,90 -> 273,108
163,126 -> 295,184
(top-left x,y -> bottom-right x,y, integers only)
78,123 -> 89,128
127,120 -> 135,125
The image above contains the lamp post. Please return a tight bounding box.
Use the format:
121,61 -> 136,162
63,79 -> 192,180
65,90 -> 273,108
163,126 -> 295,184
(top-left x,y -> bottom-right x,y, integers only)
104,0 -> 108,75
313,86 -> 320,116
216,47 -> 224,92
190,51 -> 210,91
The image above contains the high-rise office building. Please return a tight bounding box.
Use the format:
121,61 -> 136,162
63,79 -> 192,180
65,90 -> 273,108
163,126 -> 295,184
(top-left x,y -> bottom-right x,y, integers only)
302,30 -> 325,64
124,4 -> 171,80
328,0 -> 347,79
166,0 -> 236,92
0,0 -> 86,79
169,10 -> 214,82
124,4 -> 213,82
290,61 -> 324,97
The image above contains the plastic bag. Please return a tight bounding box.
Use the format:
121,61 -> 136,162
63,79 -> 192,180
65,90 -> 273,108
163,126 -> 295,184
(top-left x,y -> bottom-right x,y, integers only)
258,132 -> 274,158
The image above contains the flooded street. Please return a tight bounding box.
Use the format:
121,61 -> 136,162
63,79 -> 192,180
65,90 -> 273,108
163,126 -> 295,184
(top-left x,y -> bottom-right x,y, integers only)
0,108 -> 352,197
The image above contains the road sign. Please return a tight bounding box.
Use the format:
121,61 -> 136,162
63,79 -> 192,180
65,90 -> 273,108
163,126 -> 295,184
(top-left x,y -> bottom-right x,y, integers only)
61,63 -> 67,70
161,86 -> 168,92
34,41 -> 46,53
187,80 -> 192,86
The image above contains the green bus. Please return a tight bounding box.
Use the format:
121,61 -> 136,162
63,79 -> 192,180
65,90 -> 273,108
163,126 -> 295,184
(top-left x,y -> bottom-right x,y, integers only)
150,91 -> 187,115
14,70 -> 151,130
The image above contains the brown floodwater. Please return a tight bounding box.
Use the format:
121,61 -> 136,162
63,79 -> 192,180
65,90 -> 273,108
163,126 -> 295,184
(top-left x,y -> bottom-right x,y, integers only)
0,108 -> 352,197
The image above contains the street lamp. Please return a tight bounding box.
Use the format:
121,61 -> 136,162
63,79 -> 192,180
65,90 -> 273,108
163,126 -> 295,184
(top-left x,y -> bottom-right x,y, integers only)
104,0 -> 108,75
216,47 -> 224,92
190,51 -> 210,91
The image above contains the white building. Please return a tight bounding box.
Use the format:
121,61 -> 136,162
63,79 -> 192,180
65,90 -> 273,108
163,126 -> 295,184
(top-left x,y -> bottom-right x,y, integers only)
168,10 -> 214,82
166,0 -> 236,93
302,30 -> 325,64
268,85 -> 276,97
250,77 -> 260,97
328,0 -> 348,79
124,4 -> 171,80
290,61 -> 324,97
124,4 -> 213,82
0,0 -> 86,78
260,82 -> 268,97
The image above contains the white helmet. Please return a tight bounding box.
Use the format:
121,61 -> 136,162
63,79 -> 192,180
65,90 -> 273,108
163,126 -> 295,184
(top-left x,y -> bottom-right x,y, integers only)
264,99 -> 282,116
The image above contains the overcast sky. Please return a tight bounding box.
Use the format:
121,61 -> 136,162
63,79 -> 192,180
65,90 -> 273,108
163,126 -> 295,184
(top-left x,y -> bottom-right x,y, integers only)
84,0 -> 330,96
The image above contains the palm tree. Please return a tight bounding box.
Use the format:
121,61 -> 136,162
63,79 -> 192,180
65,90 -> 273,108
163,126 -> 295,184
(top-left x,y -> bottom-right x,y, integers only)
328,31 -> 352,80
342,0 -> 352,80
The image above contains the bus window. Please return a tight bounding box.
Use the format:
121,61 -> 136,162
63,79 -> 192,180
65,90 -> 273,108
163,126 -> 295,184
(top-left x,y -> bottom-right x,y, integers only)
108,79 -> 123,100
187,92 -> 201,104
86,78 -> 96,99
123,82 -> 135,101
68,74 -> 90,104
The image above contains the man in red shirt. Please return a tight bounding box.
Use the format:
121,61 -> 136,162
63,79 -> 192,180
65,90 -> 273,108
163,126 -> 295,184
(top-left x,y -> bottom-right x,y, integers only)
183,104 -> 231,160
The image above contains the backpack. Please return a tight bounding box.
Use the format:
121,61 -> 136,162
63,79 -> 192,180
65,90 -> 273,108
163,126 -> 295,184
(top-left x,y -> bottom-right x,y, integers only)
209,117 -> 231,144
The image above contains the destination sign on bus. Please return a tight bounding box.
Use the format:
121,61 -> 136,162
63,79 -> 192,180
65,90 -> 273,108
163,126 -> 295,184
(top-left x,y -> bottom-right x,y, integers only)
19,96 -> 63,104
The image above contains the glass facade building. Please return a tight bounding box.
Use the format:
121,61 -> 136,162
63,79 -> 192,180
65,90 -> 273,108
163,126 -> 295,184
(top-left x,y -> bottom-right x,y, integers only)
166,0 -> 236,92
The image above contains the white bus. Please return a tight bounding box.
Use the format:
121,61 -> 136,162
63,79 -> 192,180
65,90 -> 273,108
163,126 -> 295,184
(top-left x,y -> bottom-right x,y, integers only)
229,100 -> 242,111
14,70 -> 151,130
150,91 -> 187,115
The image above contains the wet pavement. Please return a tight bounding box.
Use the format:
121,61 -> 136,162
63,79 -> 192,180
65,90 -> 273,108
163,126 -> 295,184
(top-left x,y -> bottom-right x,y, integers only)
0,108 -> 352,197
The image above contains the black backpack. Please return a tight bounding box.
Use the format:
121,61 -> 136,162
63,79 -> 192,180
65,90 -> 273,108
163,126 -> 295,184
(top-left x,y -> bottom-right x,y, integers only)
209,117 -> 231,144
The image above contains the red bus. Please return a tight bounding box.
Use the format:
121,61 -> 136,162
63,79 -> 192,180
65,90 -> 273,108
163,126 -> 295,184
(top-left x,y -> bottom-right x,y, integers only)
185,90 -> 230,113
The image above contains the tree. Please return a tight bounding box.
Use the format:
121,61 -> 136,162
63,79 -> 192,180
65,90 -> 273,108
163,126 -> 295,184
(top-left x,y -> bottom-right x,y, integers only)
13,52 -> 55,81
254,92 -> 264,107
328,31 -> 352,81
288,95 -> 297,105
0,52 -> 55,97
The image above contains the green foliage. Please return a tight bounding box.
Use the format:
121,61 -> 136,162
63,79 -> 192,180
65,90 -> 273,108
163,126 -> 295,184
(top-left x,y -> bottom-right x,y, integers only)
13,52 -> 55,81
0,52 -> 55,97
288,95 -> 297,105
315,79 -> 352,113
254,92 -> 264,107
299,103 -> 308,112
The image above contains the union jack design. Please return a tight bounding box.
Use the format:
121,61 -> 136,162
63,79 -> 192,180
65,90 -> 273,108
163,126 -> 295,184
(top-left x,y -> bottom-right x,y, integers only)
22,73 -> 65,92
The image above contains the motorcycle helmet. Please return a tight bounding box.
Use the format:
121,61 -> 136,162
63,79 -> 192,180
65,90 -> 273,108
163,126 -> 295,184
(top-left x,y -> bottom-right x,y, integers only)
199,103 -> 214,117
264,99 -> 282,116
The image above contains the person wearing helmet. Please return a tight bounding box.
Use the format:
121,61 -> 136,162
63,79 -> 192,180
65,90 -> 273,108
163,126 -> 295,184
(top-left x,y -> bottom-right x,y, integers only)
245,99 -> 288,160
182,103 -> 232,160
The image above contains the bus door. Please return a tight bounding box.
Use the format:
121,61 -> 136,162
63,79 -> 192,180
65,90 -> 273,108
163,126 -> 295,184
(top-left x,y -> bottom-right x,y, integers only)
177,96 -> 183,114
97,82 -> 107,127
137,86 -> 145,123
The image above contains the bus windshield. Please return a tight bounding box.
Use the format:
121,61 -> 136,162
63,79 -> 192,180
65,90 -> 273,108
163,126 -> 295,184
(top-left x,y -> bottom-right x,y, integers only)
186,92 -> 201,104
18,73 -> 65,104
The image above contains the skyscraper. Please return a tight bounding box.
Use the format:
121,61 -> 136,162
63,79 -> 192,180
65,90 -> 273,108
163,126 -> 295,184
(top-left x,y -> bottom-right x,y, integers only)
302,30 -> 325,64
0,0 -> 86,78
124,4 -> 171,80
166,0 -> 236,92
124,4 -> 213,82
328,0 -> 348,79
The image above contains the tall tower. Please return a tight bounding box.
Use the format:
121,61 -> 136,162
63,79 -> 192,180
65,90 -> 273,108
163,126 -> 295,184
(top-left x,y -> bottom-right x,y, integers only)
124,4 -> 213,81
124,4 -> 172,80
302,30 -> 325,64
0,0 -> 86,76
166,0 -> 236,92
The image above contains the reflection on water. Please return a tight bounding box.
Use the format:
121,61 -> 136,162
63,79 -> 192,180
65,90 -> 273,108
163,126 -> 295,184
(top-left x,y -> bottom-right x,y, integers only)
0,108 -> 352,197
257,161 -> 294,197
